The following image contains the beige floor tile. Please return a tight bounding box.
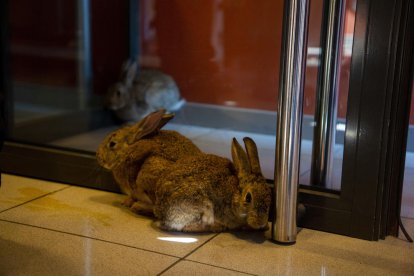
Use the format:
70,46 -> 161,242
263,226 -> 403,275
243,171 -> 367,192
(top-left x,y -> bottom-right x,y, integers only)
163,260 -> 252,276
186,228 -> 414,276
0,220 -> 177,276
0,185 -> 215,258
0,174 -> 69,212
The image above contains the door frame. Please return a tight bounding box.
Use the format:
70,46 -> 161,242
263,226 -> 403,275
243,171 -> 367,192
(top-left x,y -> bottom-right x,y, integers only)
299,0 -> 414,240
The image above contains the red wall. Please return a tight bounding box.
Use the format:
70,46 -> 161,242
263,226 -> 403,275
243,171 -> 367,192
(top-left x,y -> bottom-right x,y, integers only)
140,0 -> 283,110
139,0 -> 355,120
140,0 -> 282,111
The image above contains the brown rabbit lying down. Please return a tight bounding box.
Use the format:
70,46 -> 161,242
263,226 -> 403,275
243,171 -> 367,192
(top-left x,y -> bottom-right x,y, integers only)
96,110 -> 271,232
154,138 -> 271,232
96,110 -> 202,215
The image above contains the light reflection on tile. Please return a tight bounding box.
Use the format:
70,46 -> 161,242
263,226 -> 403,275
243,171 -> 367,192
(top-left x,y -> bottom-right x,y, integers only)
0,220 -> 178,275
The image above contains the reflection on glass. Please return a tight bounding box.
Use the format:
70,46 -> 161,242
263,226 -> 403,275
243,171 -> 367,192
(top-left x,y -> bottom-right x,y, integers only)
401,76 -> 414,219
299,0 -> 356,191
7,0 -> 355,188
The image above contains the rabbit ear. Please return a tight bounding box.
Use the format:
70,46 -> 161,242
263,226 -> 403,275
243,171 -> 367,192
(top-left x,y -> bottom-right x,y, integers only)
127,109 -> 174,144
119,59 -> 132,80
124,60 -> 137,88
231,138 -> 251,177
243,137 -> 264,178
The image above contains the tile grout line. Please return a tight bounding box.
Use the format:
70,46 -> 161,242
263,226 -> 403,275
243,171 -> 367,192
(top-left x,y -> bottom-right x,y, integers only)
157,232 -> 258,276
0,185 -> 72,214
157,233 -> 220,276
2,215 -> 259,275
0,218 -> 180,259
183,259 -> 258,276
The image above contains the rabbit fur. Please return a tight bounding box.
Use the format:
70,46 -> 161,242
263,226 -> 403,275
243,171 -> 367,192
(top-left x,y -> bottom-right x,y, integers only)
106,59 -> 184,122
96,110 -> 271,232
96,110 -> 202,214
154,137 -> 271,232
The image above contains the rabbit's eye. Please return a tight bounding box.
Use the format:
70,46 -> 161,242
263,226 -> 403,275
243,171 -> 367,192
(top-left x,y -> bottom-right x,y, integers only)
116,90 -> 121,97
109,141 -> 117,148
245,192 -> 252,203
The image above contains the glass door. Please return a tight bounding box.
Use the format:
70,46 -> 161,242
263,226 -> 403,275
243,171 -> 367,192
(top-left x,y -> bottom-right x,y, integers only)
399,78 -> 414,242
1,0 -> 413,241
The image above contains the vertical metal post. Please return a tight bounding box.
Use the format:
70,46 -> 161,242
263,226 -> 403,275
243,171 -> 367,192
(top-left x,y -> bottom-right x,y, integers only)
272,0 -> 309,244
129,0 -> 139,59
77,0 -> 92,110
311,0 -> 344,187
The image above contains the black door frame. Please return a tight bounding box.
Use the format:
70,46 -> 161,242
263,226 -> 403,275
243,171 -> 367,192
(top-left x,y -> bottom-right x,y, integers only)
0,0 -> 10,185
299,0 -> 414,240
341,0 -> 414,240
1,0 -> 413,240
377,0 -> 414,239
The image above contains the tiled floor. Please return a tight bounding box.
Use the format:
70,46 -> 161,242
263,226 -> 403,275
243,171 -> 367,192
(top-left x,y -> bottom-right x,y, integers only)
1,174 -> 413,275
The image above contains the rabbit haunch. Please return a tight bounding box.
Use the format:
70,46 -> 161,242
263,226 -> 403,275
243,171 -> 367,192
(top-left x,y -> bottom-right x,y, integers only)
154,152 -> 271,232
96,110 -> 271,232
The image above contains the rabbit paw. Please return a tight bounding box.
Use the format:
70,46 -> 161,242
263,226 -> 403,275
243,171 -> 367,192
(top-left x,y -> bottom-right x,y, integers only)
130,201 -> 154,216
122,196 -> 135,208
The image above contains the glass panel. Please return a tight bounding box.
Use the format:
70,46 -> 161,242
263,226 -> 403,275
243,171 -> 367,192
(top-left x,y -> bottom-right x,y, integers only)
401,78 -> 414,219
134,0 -> 284,179
8,0 -> 104,146
299,0 -> 356,191
7,0 -> 283,181
6,0 -> 355,189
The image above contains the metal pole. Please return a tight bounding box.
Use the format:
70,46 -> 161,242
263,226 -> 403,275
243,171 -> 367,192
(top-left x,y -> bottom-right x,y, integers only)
129,0 -> 139,60
311,0 -> 344,187
77,0 -> 92,110
272,0 -> 309,244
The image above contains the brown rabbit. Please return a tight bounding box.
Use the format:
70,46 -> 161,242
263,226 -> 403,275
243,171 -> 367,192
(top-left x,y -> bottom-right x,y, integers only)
96,109 -> 202,215
153,137 -> 272,232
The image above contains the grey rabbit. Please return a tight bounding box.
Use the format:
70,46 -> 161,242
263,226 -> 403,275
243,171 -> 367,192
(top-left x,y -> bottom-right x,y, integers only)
106,59 -> 185,122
